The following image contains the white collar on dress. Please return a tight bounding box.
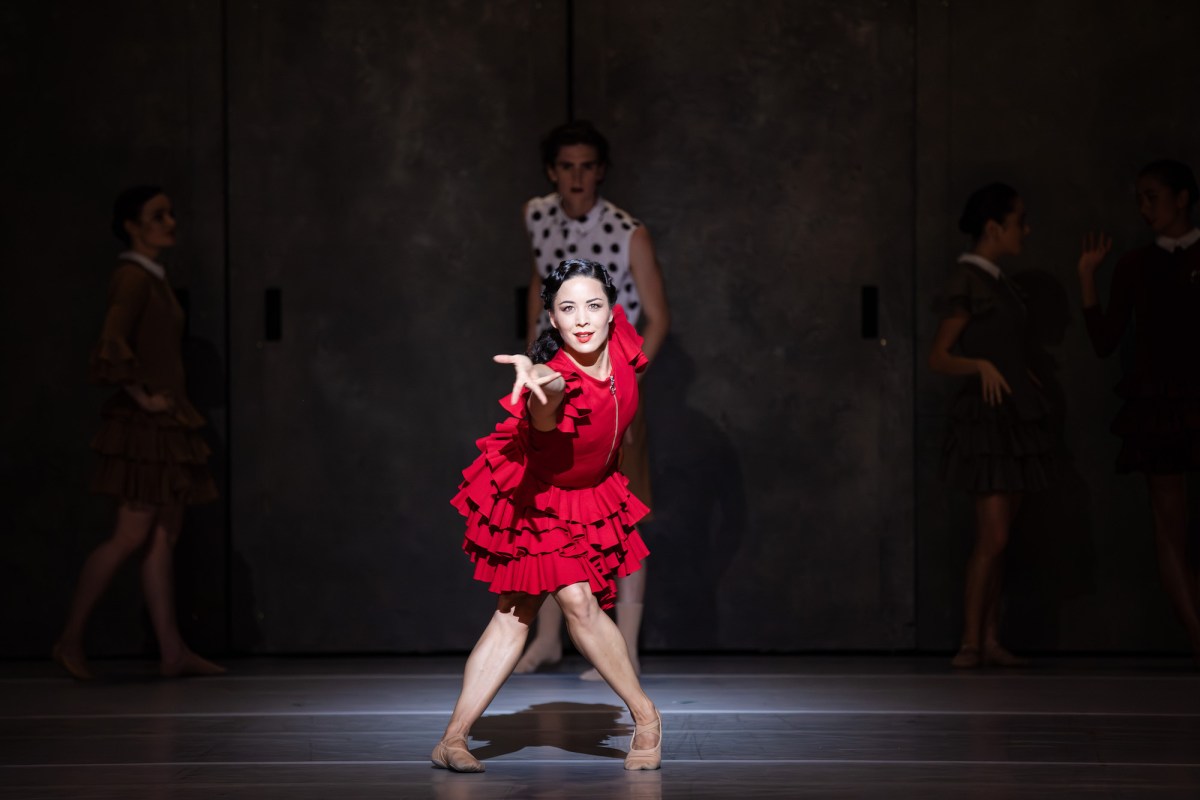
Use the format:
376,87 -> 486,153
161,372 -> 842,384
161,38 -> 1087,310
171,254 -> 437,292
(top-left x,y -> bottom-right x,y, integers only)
555,194 -> 607,236
957,252 -> 1002,280
1155,228 -> 1200,252
118,250 -> 166,280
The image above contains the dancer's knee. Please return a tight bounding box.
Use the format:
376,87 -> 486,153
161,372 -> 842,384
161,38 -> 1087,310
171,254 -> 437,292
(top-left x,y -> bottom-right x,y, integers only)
555,583 -> 600,625
497,592 -> 544,626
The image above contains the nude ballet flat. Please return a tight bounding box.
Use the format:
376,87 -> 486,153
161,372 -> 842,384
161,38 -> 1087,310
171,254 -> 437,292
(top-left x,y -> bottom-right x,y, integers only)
52,643 -> 93,681
431,736 -> 485,773
983,643 -> 1031,668
160,650 -> 227,678
624,711 -> 662,771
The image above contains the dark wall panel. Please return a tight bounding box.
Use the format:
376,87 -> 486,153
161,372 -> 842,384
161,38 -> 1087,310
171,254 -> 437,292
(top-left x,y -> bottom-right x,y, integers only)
0,1 -> 227,657
574,0 -> 917,650
225,0 -> 566,652
915,0 -> 1200,651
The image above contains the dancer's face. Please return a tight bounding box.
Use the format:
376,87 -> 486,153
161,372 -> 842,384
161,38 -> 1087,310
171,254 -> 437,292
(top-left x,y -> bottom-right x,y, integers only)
1136,175 -> 1190,235
549,277 -> 613,358
546,144 -> 605,209
125,194 -> 177,252
986,197 -> 1029,257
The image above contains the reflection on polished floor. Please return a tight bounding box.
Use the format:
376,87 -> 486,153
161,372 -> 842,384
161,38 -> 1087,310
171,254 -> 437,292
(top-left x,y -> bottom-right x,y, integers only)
1,655 -> 1198,799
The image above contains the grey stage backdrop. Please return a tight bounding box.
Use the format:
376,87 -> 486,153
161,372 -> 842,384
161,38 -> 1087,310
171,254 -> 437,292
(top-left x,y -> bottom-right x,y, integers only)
1,0 -> 1198,657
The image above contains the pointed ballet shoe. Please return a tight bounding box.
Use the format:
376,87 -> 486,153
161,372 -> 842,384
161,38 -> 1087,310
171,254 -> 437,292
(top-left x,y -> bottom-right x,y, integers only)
513,641 -> 562,674
431,736 -> 485,772
950,645 -> 980,669
983,643 -> 1031,668
160,650 -> 227,678
624,710 -> 662,771
52,643 -> 93,681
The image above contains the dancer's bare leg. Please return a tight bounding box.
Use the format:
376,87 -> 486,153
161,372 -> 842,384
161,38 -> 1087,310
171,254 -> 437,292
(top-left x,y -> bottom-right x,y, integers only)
142,505 -> 224,677
582,565 -> 646,681
982,496 -> 1026,666
954,492 -> 1014,667
435,592 -> 546,771
54,503 -> 157,677
513,594 -> 563,673
556,582 -> 658,753
1147,474 -> 1200,659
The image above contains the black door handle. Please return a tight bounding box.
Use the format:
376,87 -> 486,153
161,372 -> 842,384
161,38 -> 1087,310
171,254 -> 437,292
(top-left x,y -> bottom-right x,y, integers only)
861,285 -> 878,339
265,288 -> 282,341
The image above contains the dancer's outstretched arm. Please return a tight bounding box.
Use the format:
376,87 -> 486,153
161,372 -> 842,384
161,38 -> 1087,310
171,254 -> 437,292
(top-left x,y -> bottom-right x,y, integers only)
493,354 -> 565,430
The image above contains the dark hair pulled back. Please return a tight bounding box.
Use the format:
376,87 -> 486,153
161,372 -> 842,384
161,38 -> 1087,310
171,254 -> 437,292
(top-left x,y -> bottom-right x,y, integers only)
111,185 -> 164,245
1139,159 -> 1199,211
527,259 -> 619,364
958,182 -> 1019,242
540,120 -> 610,170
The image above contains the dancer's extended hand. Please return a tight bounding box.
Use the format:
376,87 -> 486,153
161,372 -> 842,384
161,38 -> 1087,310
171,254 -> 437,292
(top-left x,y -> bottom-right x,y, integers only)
493,354 -> 562,406
1077,232 -> 1112,280
977,359 -> 1011,406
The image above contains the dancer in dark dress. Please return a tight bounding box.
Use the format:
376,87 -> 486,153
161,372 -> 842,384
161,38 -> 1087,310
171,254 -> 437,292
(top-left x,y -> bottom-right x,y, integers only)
929,183 -> 1054,668
53,186 -> 223,680
1077,160 -> 1200,661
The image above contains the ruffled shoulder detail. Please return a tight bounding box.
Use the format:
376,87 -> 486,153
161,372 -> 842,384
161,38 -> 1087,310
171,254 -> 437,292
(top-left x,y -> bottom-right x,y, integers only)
608,305 -> 649,373
931,263 -> 998,318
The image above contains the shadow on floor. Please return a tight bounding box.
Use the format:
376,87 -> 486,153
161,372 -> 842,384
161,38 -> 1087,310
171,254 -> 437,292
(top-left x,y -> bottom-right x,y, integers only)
469,701 -> 633,761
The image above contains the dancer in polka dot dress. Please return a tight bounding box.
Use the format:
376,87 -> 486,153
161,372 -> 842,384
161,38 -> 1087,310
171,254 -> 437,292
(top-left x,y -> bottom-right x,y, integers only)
517,121 -> 670,679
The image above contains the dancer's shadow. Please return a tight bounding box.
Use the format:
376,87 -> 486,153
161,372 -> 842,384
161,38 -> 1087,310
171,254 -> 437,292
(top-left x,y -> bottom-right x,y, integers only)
468,701 -> 632,761
642,335 -> 747,647
1005,269 -> 1096,647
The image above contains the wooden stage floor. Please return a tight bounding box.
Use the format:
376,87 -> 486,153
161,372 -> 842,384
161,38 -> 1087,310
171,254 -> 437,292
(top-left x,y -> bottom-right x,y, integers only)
1,655 -> 1198,799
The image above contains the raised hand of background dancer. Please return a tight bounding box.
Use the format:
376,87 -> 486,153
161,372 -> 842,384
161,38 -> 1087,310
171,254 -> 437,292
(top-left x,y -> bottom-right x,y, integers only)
1077,232 -> 1113,279
493,354 -> 563,406
1077,232 -> 1113,308
977,360 -> 1012,407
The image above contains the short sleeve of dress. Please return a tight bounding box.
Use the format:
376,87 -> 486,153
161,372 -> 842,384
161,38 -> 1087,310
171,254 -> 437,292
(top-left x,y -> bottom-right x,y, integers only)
608,305 -> 650,373
90,264 -> 151,385
931,265 -> 996,319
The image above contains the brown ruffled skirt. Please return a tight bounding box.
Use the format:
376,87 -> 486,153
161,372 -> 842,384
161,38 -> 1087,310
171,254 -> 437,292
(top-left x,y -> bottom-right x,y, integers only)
1111,379 -> 1200,474
940,393 -> 1054,493
89,394 -> 217,506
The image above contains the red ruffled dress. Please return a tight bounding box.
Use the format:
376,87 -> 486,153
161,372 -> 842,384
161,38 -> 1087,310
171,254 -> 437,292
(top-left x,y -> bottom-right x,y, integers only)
451,306 -> 650,609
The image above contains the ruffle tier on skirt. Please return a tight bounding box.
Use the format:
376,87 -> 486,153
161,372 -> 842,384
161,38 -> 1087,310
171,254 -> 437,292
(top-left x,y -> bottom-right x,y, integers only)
90,396 -> 217,506
1111,379 -> 1200,474
451,412 -> 649,610
940,393 -> 1054,493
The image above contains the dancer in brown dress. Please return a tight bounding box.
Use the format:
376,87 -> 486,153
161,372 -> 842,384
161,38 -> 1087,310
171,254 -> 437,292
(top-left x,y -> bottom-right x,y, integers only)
929,183 -> 1053,668
52,186 -> 224,680
1077,160 -> 1200,661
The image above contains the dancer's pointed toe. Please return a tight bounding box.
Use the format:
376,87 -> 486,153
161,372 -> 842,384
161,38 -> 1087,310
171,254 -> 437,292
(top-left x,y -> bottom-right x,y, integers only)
52,642 -> 93,681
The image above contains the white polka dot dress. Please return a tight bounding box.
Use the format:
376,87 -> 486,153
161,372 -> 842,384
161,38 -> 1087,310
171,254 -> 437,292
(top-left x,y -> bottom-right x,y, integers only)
525,193 -> 643,332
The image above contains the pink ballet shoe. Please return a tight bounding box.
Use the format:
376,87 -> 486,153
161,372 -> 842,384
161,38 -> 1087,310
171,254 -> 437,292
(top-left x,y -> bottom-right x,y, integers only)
431,736 -> 485,772
160,650 -> 227,678
52,642 -> 93,681
624,710 -> 662,771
